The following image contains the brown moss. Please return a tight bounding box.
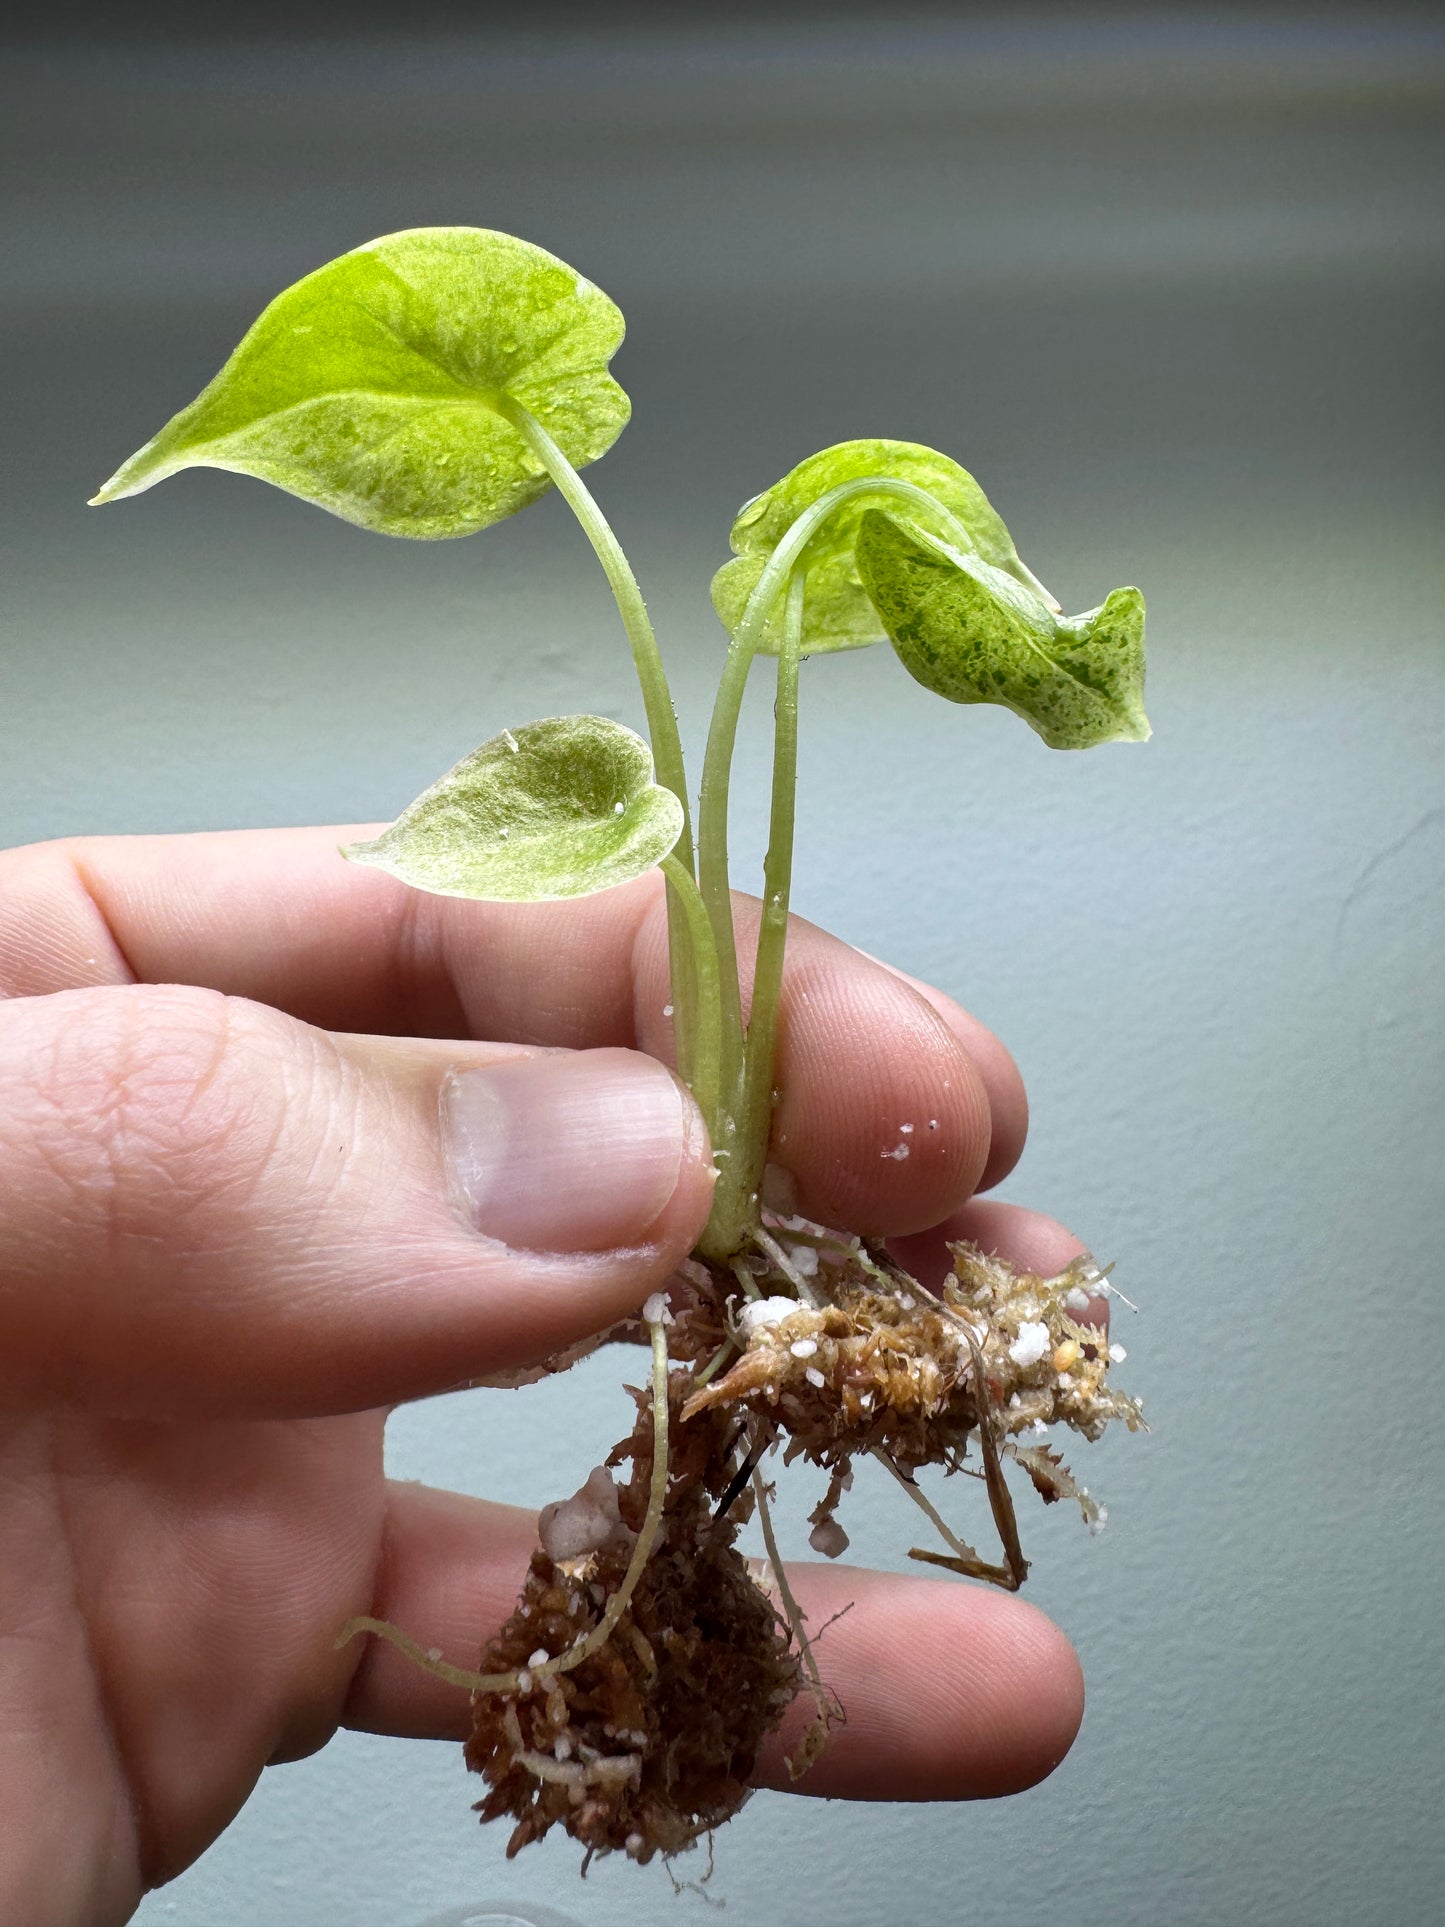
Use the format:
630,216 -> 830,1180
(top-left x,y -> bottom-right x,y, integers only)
683,1240 -> 1143,1479
465,1394 -> 800,1865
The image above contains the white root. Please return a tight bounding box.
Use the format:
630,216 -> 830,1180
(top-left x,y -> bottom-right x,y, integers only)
749,1460 -> 838,1779
751,1225 -> 824,1309
335,1306 -> 674,1699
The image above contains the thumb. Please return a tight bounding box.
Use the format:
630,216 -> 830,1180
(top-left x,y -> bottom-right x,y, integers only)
0,985 -> 714,1419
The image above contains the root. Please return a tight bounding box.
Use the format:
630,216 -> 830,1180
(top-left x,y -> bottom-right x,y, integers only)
337,1304 -> 673,1698
664,1832 -> 723,1906
377,1226 -> 1141,1872
333,1616 -> 517,1693
869,1448 -> 991,1577
871,1328 -> 1028,1590
751,1224 -> 824,1308
750,1456 -> 840,1779
692,1335 -> 737,1390
730,1253 -> 762,1301
548,1309 -> 672,1678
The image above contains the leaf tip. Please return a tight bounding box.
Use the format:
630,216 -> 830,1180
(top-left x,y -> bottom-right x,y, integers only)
87,471 -> 127,508
89,444 -> 168,508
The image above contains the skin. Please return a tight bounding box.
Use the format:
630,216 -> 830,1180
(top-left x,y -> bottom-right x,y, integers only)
0,828 -> 1091,1926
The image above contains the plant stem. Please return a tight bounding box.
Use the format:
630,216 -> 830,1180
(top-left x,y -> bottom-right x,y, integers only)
695,634 -> 753,1151
701,468 -> 1032,1256
698,473 -> 987,1255
503,401 -> 701,1085
659,854 -> 722,1141
742,570 -> 802,1175
503,404 -> 689,832
707,572 -> 803,1256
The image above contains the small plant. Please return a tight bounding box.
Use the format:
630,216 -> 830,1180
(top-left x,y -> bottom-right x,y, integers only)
93,227 -> 1148,1869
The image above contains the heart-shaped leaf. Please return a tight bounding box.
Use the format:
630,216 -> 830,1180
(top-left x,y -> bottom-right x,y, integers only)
854,510 -> 1149,750
91,228 -> 629,539
343,715 -> 684,901
710,438 -> 1055,655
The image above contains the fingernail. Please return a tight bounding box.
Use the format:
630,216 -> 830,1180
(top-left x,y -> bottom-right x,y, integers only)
442,1049 -> 694,1253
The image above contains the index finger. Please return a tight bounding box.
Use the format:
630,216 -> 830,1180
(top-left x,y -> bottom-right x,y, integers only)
0,828 -> 1027,1235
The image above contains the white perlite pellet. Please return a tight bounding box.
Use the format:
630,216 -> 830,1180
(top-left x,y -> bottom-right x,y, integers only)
737,1296 -> 798,1334
1008,1320 -> 1051,1368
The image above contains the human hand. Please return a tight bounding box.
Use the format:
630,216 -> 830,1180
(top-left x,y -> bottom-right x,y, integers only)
0,828 -> 1088,1925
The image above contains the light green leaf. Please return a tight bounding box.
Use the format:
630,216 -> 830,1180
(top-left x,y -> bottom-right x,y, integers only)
90,228 -> 629,539
710,438 -> 1055,655
854,510 -> 1150,750
343,716 -> 684,901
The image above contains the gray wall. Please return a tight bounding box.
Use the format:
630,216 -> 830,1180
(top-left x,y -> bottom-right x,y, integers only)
4,11 -> 1442,1925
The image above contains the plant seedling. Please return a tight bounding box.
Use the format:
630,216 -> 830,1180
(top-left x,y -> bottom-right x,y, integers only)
94,226 -> 1149,1870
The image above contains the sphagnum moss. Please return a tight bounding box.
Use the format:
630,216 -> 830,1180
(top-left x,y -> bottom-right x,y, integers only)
93,225 -> 1149,1873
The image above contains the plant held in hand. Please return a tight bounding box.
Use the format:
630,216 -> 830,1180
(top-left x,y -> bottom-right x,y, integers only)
94,226 -> 1148,1870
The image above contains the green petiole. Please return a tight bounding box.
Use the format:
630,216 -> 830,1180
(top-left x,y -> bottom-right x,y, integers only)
500,401 -> 691,852
502,401 -> 704,1092
703,568 -> 804,1257
658,853 -> 722,1143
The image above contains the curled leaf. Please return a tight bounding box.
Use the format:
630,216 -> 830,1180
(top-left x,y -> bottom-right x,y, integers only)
343,716 -> 684,901
854,510 -> 1149,750
91,227 -> 629,538
710,438 -> 1054,655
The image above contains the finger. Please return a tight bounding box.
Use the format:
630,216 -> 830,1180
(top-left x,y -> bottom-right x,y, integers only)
343,1483 -> 1083,1800
860,954 -> 1028,1192
0,987 -> 715,1419
758,1565 -> 1082,1799
1,831 -> 1025,1237
889,1199 -> 1109,1330
633,892 -> 996,1234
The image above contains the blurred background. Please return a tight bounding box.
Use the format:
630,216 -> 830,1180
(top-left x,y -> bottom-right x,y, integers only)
3,5 -> 1442,1924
